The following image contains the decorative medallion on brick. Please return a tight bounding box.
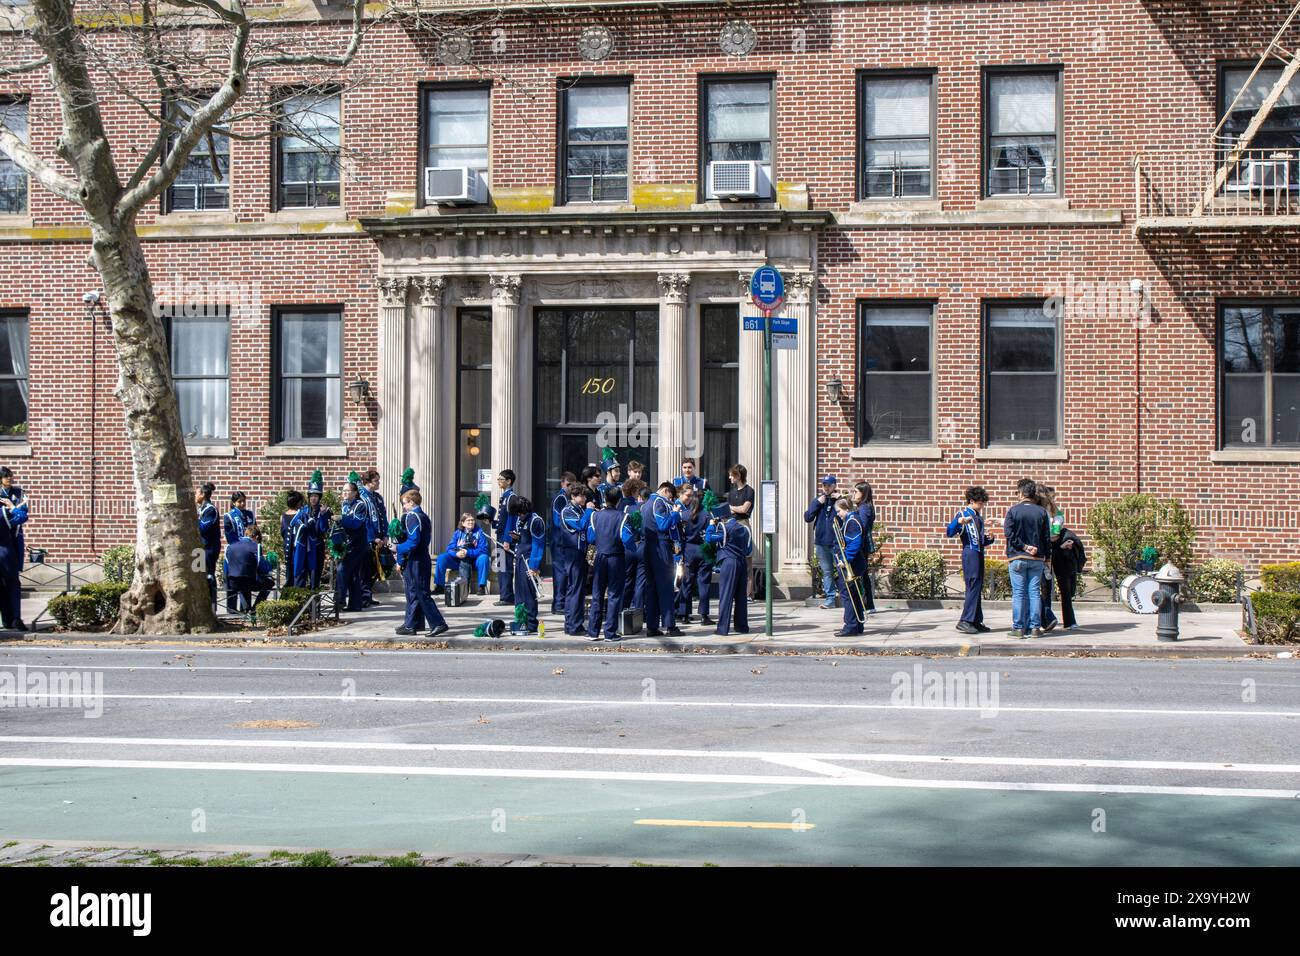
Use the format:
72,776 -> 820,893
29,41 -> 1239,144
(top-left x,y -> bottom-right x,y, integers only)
437,34 -> 473,65
579,25 -> 614,62
719,20 -> 757,57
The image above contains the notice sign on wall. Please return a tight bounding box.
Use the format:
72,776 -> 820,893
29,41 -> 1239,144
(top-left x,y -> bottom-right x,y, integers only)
152,483 -> 177,505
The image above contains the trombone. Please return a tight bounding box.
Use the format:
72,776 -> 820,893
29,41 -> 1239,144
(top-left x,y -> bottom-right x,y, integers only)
832,511 -> 868,625
478,523 -> 545,604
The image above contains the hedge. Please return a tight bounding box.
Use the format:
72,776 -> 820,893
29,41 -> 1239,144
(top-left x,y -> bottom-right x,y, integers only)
101,545 -> 136,586
81,582 -> 130,623
1188,559 -> 1244,604
1260,563 -> 1300,593
887,550 -> 946,599
1250,591 -> 1300,644
254,599 -> 302,629
983,559 -> 1011,599
1084,494 -> 1195,581
47,594 -> 103,630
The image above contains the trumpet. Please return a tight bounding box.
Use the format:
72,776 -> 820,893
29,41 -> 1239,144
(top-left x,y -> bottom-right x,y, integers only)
832,513 -> 868,625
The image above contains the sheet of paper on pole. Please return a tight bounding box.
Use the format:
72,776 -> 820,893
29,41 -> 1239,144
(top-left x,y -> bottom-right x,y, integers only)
477,469 -> 493,492
761,480 -> 778,534
151,483 -> 177,505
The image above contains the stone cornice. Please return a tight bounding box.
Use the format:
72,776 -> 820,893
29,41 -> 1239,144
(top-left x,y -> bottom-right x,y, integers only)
361,209 -> 835,239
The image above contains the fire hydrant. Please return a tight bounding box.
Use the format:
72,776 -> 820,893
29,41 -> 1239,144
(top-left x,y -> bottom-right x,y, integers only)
1152,562 -> 1185,642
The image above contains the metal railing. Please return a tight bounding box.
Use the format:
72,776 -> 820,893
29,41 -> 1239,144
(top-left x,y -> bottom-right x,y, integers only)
20,560 -> 102,592
1135,148 -> 1300,224
286,589 -> 338,637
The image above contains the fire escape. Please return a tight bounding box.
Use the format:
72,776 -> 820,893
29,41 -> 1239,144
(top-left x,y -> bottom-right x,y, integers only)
1135,1 -> 1300,229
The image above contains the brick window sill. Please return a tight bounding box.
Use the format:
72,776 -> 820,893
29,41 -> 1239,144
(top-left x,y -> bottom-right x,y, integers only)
264,444 -> 349,458
186,443 -> 235,458
974,446 -> 1068,461
155,211 -> 237,227
1210,449 -> 1300,464
265,206 -> 348,223
850,444 -> 943,460
0,214 -> 33,229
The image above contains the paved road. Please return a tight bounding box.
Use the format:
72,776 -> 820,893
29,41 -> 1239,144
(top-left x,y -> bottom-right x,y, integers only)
1,645 -> 1297,865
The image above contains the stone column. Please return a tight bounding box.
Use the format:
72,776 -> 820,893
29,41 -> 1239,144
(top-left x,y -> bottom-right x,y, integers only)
656,272 -> 691,481
776,272 -> 815,593
413,275 -> 451,538
737,271 -> 765,560
490,273 -> 523,502
377,275 -> 410,509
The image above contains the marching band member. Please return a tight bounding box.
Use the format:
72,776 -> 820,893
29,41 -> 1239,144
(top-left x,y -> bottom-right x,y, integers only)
504,495 -> 546,634
672,456 -> 708,493
704,510 -> 752,636
222,491 -> 254,612
561,486 -> 595,635
434,512 -> 490,596
674,487 -> 708,624
619,477 -> 647,611
195,482 -> 220,607
946,485 -> 995,635
834,498 -> 867,637
852,481 -> 878,614
639,481 -> 683,637
280,491 -> 304,588
333,479 -> 369,612
358,469 -> 385,608
393,489 -> 449,638
291,470 -> 331,589
549,472 -> 577,615
225,523 -> 276,618
493,470 -> 518,607
0,467 -> 29,630
596,449 -> 623,505
586,486 -> 640,642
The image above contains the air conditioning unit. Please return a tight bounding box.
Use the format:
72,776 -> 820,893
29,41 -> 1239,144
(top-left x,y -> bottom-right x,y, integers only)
425,166 -> 487,205
1227,158 -> 1291,193
707,160 -> 769,199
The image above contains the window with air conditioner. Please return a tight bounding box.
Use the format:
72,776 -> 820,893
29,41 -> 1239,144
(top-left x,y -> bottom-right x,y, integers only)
0,98 -> 28,215
560,81 -> 629,204
274,92 -> 341,210
164,96 -> 230,213
860,73 -> 934,200
423,84 -> 490,206
984,70 -> 1060,197
701,76 -> 774,200
1219,65 -> 1300,194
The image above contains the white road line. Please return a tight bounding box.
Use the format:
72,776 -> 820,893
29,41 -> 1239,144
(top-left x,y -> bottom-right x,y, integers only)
1,756 -> 1295,800
0,665 -> 400,673
3,691 -> 1297,719
761,756 -> 896,782
1,736 -> 1296,775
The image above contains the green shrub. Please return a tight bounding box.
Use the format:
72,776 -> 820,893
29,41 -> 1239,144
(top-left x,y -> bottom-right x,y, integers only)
983,558 -> 1011,599
278,586 -> 316,607
1085,494 -> 1196,581
1260,562 -> 1300,593
47,595 -> 103,630
887,550 -> 946,599
1188,559 -> 1243,604
254,599 -> 301,628
867,521 -> 891,575
257,488 -> 343,557
1250,591 -> 1300,644
101,545 -> 136,585
80,582 -> 129,623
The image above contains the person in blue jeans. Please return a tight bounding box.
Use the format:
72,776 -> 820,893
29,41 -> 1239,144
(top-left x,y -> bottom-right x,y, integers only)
804,474 -> 841,609
1003,478 -> 1052,638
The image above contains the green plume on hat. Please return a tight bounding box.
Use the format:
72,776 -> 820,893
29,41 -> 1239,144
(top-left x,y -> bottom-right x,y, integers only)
601,447 -> 616,462
474,621 -> 491,637
701,541 -> 718,566
347,470 -> 360,485
474,492 -> 490,511
702,489 -> 720,512
626,510 -> 642,533
401,467 -> 415,485
388,516 -> 404,538
514,603 -> 527,626
309,469 -> 322,486
265,551 -> 279,569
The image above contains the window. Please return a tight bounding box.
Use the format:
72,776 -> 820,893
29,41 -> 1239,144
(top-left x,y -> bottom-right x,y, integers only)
457,308 -> 492,518
0,98 -> 28,215
275,93 -> 341,209
701,76 -> 774,198
985,301 -> 1060,445
165,98 -> 229,212
167,309 -> 230,442
701,304 -> 739,485
1219,65 -> 1300,191
422,85 -> 489,205
985,70 -> 1060,197
858,303 -> 933,443
1220,303 -> 1300,448
0,310 -> 28,440
274,308 -> 342,442
560,82 -> 629,204
860,73 -> 933,199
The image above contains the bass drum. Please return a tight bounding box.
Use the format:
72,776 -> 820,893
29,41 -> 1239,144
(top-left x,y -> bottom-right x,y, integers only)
1120,574 -> 1160,614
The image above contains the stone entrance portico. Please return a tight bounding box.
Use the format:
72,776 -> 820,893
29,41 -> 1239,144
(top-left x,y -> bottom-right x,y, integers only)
362,210 -> 831,591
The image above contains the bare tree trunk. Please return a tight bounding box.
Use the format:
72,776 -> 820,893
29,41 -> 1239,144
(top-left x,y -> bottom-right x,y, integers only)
91,221 -> 216,634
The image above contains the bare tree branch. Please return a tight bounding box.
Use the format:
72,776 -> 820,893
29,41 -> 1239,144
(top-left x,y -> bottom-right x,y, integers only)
0,124 -> 81,204
0,57 -> 50,77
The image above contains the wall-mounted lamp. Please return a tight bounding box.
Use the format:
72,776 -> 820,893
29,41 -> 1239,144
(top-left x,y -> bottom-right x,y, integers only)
467,430 -> 481,457
348,378 -> 371,405
826,376 -> 844,405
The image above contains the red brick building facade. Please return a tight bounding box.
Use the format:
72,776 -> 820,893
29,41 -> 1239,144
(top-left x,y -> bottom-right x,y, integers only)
1,0 -> 1297,580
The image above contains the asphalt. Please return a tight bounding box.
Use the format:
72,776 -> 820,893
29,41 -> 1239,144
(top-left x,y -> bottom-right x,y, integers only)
1,645 -> 1297,865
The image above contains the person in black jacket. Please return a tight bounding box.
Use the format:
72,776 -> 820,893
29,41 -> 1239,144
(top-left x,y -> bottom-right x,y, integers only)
1002,478 -> 1052,638
1050,522 -> 1086,630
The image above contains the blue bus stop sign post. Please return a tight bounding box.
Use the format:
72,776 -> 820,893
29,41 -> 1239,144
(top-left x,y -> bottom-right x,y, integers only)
748,266 -> 784,636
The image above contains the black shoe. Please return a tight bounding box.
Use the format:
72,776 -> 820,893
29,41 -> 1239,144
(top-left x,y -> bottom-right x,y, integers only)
586,634 -> 603,642
680,615 -> 694,624
12,620 -> 27,632
364,599 -> 381,608
700,616 -> 716,626
955,622 -> 979,635
974,623 -> 991,633
1042,620 -> 1057,632
477,586 -> 486,596
426,624 -> 449,638
646,629 -> 663,637
1031,628 -> 1045,638
395,626 -> 416,636
432,585 -> 446,596
834,628 -> 862,637
493,599 -> 509,606
666,627 -> 684,637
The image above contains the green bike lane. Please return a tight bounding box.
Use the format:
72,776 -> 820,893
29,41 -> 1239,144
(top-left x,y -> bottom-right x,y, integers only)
3,765 -> 1296,865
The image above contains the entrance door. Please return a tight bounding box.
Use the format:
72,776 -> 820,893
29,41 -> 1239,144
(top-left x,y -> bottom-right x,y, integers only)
534,306 -> 659,503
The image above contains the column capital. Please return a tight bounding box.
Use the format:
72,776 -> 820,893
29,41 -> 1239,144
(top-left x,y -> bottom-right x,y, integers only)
785,272 -> 815,305
377,275 -> 411,307
656,272 -> 691,304
490,273 -> 523,305
737,270 -> 752,298
414,275 -> 447,307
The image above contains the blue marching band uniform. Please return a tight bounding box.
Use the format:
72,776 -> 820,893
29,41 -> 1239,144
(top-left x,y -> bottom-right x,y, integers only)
289,472 -> 332,590
222,494 -> 255,612
704,516 -> 752,636
549,485 -> 576,616
639,489 -> 683,636
559,498 -> 594,635
586,505 -> 640,641
510,501 -> 547,634
197,494 -> 221,607
434,524 -> 490,591
394,500 -> 448,637
0,478 -> 29,630
836,504 -> 870,636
